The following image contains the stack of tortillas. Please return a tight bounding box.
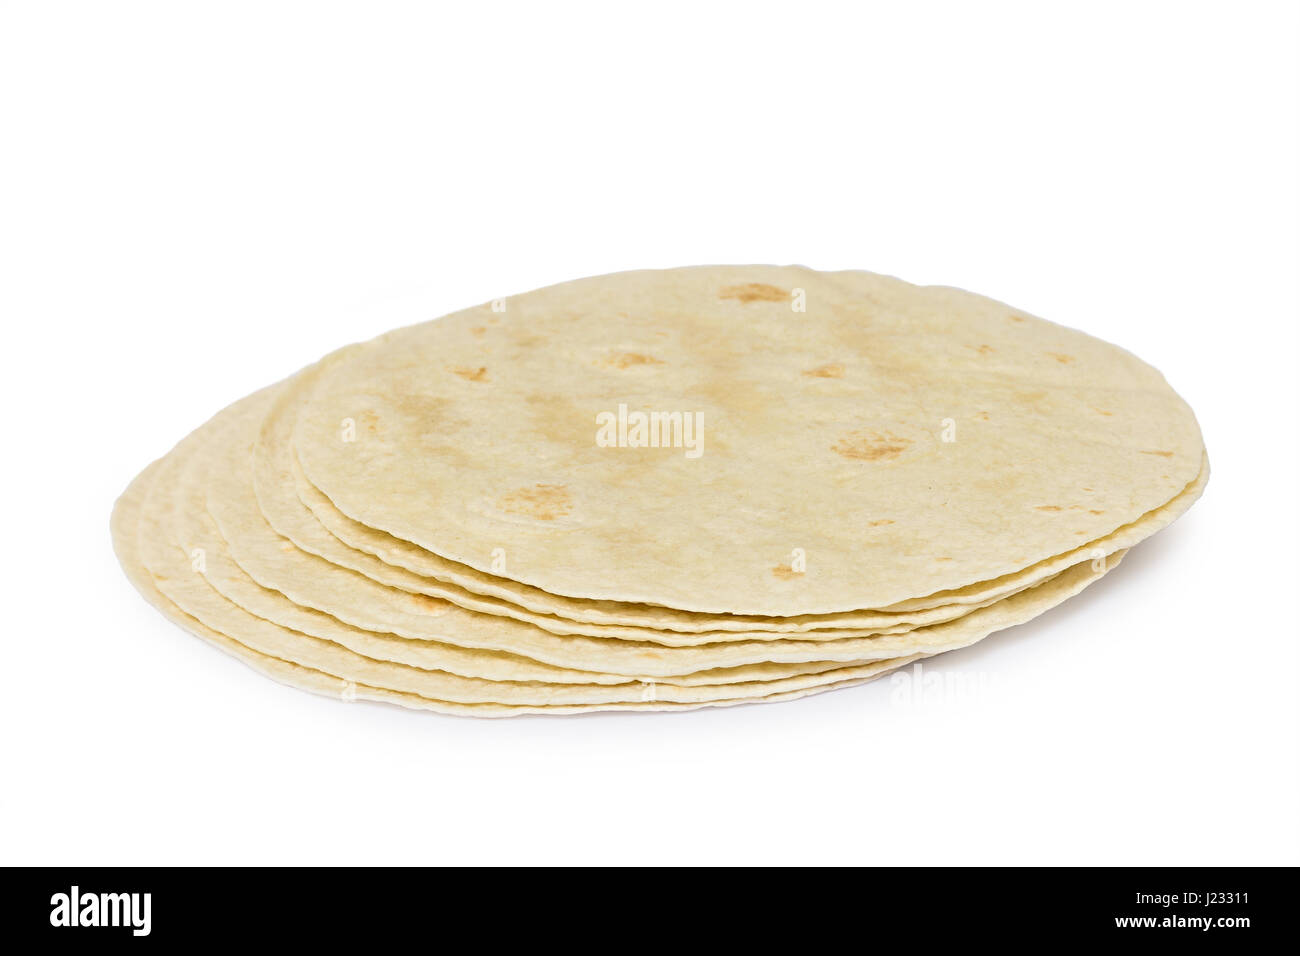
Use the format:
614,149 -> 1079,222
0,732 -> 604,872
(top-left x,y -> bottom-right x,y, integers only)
112,266 -> 1207,717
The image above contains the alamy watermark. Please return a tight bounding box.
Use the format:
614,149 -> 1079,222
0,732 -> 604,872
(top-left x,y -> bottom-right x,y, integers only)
889,661 -> 997,707
50,886 -> 151,937
595,403 -> 704,459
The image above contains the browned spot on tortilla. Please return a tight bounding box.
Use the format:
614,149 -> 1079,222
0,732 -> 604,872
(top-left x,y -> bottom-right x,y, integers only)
1089,509 -> 1104,515
392,394 -> 459,435
1036,505 -> 1063,512
404,593 -> 452,615
771,565 -> 802,580
499,484 -> 572,521
1047,352 -> 1075,364
935,556 -> 953,562
605,352 -> 663,370
720,283 -> 787,303
1008,314 -> 1026,322
975,411 -> 990,421
1141,449 -> 1174,458
449,366 -> 489,382
358,409 -> 380,434
1082,486 -> 1094,492
831,430 -> 912,462
471,326 -> 486,336
803,363 -> 844,378
968,343 -> 995,355
868,519 -> 894,527
1091,406 -> 1113,416
1075,530 -> 1088,535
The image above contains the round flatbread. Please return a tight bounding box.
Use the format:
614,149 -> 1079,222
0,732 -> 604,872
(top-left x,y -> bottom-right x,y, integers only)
293,265 -> 1204,615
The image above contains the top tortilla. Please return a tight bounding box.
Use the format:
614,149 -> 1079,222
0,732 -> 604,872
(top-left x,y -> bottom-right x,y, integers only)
293,265 -> 1204,615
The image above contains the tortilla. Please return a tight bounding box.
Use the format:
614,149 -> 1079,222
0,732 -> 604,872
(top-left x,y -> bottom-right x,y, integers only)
293,266 -> 1202,614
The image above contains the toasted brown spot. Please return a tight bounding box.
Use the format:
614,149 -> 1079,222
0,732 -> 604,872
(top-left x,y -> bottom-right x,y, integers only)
1082,487 -> 1094,492
1141,449 -> 1174,458
802,363 -> 844,378
605,352 -> 663,370
1088,509 -> 1104,515
359,409 -> 380,434
499,484 -> 572,521
935,556 -> 953,562
720,283 -> 787,303
1008,314 -> 1026,323
1047,352 -> 1075,364
771,565 -> 802,580
1036,505 -> 1063,512
868,519 -> 895,527
471,326 -> 486,336
449,366 -> 489,382
831,430 -> 912,462
1091,406 -> 1113,416
404,593 -> 452,615
975,411 -> 990,421
968,344 -> 995,355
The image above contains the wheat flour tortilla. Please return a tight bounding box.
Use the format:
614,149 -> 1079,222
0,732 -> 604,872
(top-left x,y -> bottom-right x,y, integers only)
293,265 -> 1203,615
114,464 -> 918,717
257,356 -> 1027,643
136,418 -> 928,707
205,390 -> 1129,678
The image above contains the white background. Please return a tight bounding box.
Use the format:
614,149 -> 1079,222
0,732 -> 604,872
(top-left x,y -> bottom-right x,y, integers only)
2,1 -> 1297,866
